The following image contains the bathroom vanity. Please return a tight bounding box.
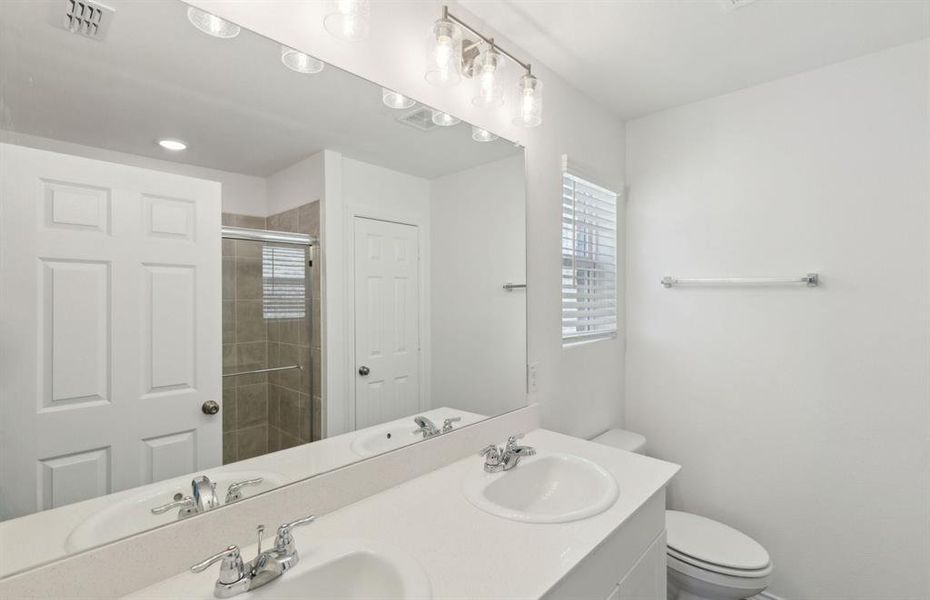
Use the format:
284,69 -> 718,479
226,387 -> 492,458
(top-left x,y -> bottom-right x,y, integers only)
124,428 -> 678,600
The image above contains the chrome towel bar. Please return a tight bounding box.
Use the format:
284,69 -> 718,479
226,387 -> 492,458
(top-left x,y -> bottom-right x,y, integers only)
222,364 -> 302,378
661,273 -> 819,288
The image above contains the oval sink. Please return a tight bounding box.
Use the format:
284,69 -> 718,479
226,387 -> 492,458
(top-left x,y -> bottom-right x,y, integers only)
250,540 -> 431,600
463,452 -> 619,523
66,470 -> 285,551
350,422 -> 426,457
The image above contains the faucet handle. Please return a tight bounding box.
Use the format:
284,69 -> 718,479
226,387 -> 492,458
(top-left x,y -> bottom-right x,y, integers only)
506,434 -> 525,449
191,545 -> 246,585
274,515 -> 317,553
442,417 -> 462,432
225,477 -> 263,503
151,496 -> 194,515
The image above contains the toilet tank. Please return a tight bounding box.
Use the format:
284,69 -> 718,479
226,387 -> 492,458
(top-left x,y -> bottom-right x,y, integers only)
592,428 -> 647,454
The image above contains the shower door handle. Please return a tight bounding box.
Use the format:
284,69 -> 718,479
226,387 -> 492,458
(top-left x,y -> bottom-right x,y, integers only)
358,366 -> 370,376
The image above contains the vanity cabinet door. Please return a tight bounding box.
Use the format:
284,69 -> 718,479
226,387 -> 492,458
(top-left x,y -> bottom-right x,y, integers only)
616,532 -> 667,600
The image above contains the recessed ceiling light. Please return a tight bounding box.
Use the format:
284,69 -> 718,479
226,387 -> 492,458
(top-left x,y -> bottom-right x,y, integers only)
431,110 -> 460,127
158,139 -> 187,151
471,126 -> 498,143
187,7 -> 240,39
280,45 -> 325,74
382,88 -> 416,110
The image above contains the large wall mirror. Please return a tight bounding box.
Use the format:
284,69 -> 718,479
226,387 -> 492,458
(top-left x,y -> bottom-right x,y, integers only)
0,0 -> 526,576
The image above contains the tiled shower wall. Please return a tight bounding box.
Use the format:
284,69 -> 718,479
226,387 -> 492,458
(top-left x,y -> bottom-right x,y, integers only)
221,203 -> 322,464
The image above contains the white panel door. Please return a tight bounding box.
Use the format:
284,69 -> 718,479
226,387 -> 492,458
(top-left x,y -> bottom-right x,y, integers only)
353,217 -> 420,429
0,143 -> 221,520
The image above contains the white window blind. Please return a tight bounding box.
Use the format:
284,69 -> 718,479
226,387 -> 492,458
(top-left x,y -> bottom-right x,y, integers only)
262,245 -> 306,319
562,171 -> 618,343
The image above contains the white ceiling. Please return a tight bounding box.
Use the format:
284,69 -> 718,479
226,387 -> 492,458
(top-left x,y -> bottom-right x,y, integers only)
0,0 -> 519,179
460,0 -> 930,120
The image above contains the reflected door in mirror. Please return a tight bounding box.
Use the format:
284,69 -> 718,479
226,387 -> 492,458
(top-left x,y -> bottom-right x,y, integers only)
0,144 -> 222,520
353,217 -> 420,429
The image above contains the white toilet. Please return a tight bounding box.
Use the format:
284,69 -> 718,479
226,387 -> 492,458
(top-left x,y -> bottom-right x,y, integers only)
592,429 -> 773,600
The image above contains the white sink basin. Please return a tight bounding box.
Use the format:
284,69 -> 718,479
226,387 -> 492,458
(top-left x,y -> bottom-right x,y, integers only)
350,421 -> 426,457
126,539 -> 431,600
463,452 -> 619,523
249,540 -> 431,600
66,470 -> 285,551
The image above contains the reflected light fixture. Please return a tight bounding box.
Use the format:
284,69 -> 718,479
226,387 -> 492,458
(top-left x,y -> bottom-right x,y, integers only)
324,0 -> 370,42
281,45 -> 324,74
382,88 -> 416,110
513,72 -> 543,128
472,42 -> 504,107
431,110 -> 461,127
158,139 -> 187,151
186,7 -> 240,39
471,126 -> 498,143
425,7 -> 462,87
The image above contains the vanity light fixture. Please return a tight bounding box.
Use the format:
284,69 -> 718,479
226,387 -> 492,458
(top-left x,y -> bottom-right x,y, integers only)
186,7 -> 240,39
157,139 -> 187,151
425,8 -> 462,87
431,110 -> 460,127
382,88 -> 416,110
513,72 -> 543,128
427,6 -> 543,127
472,42 -> 504,107
324,0 -> 370,42
471,126 -> 498,143
280,45 -> 324,74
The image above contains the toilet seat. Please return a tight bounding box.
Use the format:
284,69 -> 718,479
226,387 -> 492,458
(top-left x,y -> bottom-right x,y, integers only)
666,510 -> 771,572
668,546 -> 773,578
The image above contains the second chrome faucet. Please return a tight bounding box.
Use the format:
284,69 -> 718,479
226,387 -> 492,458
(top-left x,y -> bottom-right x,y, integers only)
480,434 -> 536,472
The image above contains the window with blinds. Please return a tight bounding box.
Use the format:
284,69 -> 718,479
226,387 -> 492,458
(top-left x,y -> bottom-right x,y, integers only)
262,245 -> 306,319
562,171 -> 618,344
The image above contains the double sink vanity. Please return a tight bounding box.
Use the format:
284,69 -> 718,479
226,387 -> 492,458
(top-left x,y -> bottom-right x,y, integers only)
124,422 -> 678,600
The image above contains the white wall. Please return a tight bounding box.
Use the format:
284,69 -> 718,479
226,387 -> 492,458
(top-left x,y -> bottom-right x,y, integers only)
0,131 -> 268,217
429,155 -> 527,416
321,154 -> 432,435
625,41 -> 929,599
266,152 -> 323,216
188,0 -> 628,439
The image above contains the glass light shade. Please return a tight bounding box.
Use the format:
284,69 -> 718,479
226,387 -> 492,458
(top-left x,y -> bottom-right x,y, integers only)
280,46 -> 324,74
472,46 -> 504,107
431,110 -> 461,127
324,0 -> 370,42
382,88 -> 416,110
513,73 -> 543,127
471,126 -> 498,143
425,18 -> 462,87
187,7 -> 240,39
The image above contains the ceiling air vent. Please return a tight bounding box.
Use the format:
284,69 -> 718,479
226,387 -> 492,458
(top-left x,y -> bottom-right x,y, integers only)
63,0 -> 114,41
396,107 -> 438,132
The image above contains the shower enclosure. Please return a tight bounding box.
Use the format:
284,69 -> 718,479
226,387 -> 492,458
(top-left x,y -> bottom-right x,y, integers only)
221,212 -> 319,463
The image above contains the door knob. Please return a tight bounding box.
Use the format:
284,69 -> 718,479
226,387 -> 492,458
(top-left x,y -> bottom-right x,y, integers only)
358,366 -> 370,376
202,400 -> 220,415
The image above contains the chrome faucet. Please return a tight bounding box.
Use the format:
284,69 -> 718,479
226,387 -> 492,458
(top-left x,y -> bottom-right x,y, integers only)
480,434 -> 536,473
442,416 -> 462,433
412,415 -> 440,438
151,475 -> 220,519
152,476 -> 263,519
191,515 -> 316,598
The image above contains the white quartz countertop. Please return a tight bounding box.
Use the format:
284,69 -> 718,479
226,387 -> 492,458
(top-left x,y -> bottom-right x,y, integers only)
126,429 -> 679,600
0,407 -> 483,578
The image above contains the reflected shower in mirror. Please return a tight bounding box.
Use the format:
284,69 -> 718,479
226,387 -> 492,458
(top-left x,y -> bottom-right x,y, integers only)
0,0 -> 526,577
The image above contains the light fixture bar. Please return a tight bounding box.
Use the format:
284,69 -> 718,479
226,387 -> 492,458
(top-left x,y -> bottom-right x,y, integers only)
441,5 -> 532,74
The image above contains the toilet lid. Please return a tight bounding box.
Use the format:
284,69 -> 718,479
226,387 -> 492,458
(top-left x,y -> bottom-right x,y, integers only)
666,511 -> 770,571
